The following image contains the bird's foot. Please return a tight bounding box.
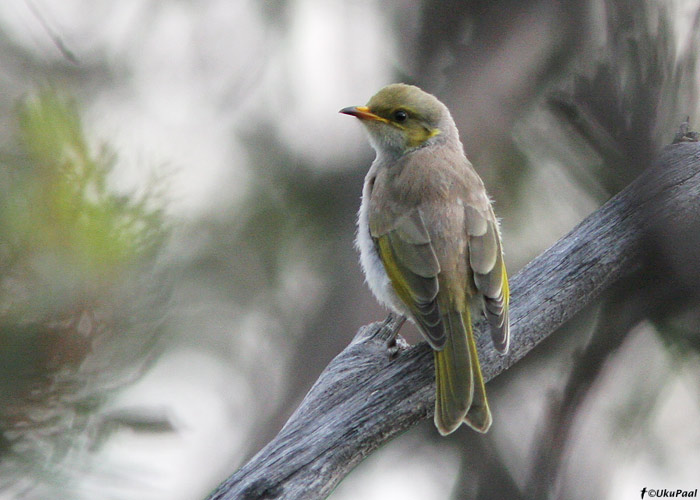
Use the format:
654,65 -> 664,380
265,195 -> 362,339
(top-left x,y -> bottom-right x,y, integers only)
379,313 -> 406,359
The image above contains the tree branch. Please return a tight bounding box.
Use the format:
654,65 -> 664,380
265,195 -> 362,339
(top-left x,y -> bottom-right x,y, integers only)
207,142 -> 700,500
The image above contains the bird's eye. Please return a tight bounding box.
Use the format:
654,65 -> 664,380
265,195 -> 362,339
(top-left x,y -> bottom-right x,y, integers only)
393,110 -> 408,122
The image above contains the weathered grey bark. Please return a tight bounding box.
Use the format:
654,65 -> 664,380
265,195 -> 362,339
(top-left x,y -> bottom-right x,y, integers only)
207,142 -> 700,500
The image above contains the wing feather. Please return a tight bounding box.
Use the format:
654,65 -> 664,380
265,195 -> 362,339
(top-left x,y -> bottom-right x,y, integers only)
374,208 -> 446,348
466,206 -> 510,353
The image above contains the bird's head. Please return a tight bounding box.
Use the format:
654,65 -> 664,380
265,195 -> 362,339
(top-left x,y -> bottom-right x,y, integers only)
340,83 -> 455,158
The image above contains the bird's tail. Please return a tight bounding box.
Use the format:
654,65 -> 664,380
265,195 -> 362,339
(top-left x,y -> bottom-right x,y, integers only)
434,309 -> 492,435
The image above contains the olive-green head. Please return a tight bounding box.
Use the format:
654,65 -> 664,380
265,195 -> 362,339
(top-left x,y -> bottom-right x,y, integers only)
340,83 -> 455,158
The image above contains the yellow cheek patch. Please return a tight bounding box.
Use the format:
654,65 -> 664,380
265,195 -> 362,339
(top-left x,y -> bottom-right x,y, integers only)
406,126 -> 441,148
428,127 -> 441,139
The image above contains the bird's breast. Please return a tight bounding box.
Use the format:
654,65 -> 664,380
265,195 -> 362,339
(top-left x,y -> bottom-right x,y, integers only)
356,172 -> 409,316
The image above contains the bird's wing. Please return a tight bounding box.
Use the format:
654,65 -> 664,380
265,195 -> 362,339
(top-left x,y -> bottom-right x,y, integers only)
466,205 -> 510,353
371,208 -> 446,349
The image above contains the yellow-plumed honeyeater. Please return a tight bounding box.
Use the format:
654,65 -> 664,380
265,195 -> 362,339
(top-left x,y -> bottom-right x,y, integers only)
341,84 -> 510,435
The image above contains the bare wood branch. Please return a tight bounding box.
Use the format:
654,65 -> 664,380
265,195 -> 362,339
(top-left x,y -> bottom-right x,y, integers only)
207,142 -> 700,500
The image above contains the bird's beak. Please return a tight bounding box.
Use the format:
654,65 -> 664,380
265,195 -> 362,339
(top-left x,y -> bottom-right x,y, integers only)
339,106 -> 388,123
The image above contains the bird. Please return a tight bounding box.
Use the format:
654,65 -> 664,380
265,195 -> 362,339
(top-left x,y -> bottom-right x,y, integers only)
340,83 -> 509,435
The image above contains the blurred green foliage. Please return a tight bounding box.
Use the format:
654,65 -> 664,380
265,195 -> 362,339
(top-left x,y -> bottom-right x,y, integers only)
0,90 -> 170,493
3,91 -> 165,287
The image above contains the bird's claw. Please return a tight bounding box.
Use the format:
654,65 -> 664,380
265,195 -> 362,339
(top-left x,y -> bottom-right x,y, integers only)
385,335 -> 400,359
379,313 -> 406,359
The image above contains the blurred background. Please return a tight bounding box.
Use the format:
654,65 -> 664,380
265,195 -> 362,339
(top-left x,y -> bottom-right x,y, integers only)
0,0 -> 699,499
